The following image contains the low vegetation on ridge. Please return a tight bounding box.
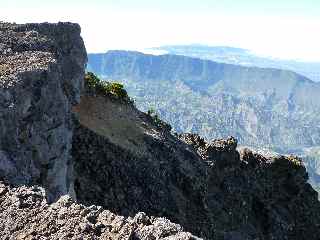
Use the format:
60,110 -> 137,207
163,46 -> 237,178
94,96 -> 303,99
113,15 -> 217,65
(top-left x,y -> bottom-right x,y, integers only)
85,72 -> 132,102
147,107 -> 172,132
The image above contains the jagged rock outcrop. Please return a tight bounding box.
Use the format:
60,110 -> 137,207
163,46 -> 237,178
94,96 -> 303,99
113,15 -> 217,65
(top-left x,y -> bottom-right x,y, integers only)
1,22 -> 320,240
0,22 -> 87,201
72,79 -> 320,239
0,181 -> 196,239
179,133 -> 239,167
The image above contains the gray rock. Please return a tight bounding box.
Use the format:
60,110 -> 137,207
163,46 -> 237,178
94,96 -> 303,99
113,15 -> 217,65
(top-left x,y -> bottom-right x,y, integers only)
0,22 -> 87,201
72,92 -> 320,239
0,181 -> 194,240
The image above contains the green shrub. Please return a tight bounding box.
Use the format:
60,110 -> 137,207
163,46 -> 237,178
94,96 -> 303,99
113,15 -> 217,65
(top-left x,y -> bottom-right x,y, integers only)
147,108 -> 160,124
106,82 -> 128,99
287,155 -> 302,167
85,72 -> 101,89
147,108 -> 156,117
85,72 -> 131,102
147,107 -> 172,131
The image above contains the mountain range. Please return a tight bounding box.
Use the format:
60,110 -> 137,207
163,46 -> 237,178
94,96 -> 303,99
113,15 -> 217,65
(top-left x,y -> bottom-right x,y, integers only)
150,45 -> 320,82
88,50 -> 320,191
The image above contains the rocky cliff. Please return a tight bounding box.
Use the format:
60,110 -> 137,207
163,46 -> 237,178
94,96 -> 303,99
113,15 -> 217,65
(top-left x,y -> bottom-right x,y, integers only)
87,50 -> 320,192
0,22 -> 86,201
1,22 -> 320,240
72,97 -> 320,239
0,22 -> 195,240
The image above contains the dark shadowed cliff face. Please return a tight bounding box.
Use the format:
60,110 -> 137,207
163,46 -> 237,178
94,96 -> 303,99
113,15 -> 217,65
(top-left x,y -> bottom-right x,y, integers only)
71,79 -> 320,239
1,23 -> 320,240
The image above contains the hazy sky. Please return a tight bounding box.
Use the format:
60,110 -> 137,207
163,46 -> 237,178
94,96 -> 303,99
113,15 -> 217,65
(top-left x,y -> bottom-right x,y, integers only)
2,0 -> 320,61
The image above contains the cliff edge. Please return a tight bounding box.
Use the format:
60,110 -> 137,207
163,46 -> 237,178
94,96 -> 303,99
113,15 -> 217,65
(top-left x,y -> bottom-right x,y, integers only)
0,22 -> 320,240
0,22 -> 87,201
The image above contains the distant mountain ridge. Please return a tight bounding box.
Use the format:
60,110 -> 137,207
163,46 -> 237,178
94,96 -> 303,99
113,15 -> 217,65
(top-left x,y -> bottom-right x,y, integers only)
150,45 -> 320,82
88,50 -> 320,191
88,50 -> 320,150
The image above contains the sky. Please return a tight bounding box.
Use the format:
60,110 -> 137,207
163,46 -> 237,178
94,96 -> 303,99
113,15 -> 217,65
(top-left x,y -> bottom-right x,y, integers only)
2,0 -> 320,61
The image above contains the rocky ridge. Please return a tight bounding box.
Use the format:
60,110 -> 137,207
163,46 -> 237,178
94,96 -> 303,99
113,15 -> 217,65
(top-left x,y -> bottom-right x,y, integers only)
87,50 -> 320,193
0,22 -> 320,240
71,77 -> 320,239
0,182 -> 196,240
0,22 -> 195,240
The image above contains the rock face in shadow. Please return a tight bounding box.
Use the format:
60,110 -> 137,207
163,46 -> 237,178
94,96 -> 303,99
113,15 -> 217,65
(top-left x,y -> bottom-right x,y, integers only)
0,22 -> 87,201
1,22 -> 320,240
72,82 -> 320,239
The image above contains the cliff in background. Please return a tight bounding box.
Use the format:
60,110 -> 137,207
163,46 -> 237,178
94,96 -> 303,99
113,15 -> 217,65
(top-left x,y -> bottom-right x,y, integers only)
152,45 -> 320,82
0,22 -> 320,240
87,51 -> 320,152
